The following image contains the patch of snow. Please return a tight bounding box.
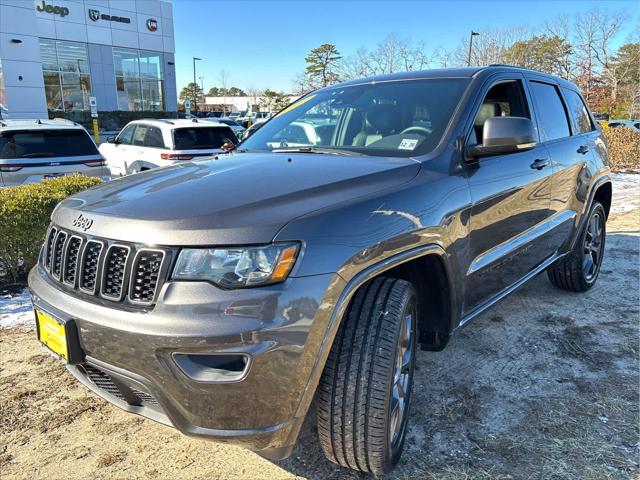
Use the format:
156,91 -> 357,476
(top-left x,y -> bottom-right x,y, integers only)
0,288 -> 35,329
611,173 -> 640,215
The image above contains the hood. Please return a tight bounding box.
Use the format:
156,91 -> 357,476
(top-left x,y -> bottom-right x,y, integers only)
52,152 -> 420,245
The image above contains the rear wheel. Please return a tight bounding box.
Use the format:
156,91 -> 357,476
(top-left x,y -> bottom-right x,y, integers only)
547,201 -> 606,292
316,277 -> 417,475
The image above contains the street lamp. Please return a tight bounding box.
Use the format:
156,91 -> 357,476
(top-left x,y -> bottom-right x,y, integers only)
199,76 -> 205,111
467,31 -> 479,67
192,57 -> 202,113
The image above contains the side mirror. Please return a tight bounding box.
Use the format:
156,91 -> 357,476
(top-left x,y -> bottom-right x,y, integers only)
221,139 -> 236,151
106,136 -> 119,144
467,116 -> 536,158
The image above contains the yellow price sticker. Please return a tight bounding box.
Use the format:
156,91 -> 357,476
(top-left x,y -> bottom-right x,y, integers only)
276,94 -> 316,117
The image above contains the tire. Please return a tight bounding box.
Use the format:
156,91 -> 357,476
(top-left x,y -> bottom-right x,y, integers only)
316,277 -> 418,475
547,201 -> 606,292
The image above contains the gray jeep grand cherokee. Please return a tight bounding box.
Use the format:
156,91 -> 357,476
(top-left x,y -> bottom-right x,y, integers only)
29,66 -> 611,475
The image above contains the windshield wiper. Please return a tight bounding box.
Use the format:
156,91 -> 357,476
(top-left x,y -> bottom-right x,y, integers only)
271,146 -> 361,156
21,153 -> 54,158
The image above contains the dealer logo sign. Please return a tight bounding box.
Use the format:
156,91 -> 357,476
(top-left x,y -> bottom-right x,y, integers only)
146,18 -> 158,32
87,9 -> 131,24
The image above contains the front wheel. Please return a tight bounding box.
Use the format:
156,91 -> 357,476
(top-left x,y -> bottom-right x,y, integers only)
547,201 -> 606,292
316,277 -> 417,475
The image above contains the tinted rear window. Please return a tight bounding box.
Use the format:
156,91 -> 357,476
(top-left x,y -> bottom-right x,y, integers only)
529,81 -> 571,141
562,88 -> 594,135
0,129 -> 98,159
173,127 -> 237,150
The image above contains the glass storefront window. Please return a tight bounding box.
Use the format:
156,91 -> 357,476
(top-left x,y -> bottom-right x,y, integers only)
0,59 -> 6,118
39,39 -> 91,112
114,48 -> 164,112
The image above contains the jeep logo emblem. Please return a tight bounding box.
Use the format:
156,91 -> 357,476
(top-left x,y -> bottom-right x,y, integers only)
36,0 -> 69,17
72,214 -> 94,231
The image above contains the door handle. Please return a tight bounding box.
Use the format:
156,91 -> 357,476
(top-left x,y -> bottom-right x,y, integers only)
530,158 -> 550,170
577,145 -> 590,155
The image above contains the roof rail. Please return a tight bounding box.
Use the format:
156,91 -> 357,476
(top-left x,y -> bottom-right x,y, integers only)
51,117 -> 79,126
155,119 -> 175,125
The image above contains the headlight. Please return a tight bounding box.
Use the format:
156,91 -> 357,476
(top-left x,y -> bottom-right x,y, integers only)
172,243 -> 299,289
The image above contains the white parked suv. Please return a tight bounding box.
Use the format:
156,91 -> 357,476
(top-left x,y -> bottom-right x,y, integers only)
0,119 -> 108,187
99,119 -> 238,177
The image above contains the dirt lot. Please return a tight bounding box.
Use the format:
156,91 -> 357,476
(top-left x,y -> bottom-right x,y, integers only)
1,186 -> 638,479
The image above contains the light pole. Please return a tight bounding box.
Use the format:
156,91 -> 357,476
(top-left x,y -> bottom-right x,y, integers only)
192,57 -> 201,113
199,76 -> 205,111
467,31 -> 479,67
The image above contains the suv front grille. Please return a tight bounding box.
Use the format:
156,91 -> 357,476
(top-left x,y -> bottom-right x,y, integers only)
43,225 -> 170,307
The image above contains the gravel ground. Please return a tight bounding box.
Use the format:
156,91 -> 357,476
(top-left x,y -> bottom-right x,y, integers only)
1,179 -> 638,480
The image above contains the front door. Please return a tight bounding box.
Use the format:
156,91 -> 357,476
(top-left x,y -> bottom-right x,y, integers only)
463,76 -> 554,314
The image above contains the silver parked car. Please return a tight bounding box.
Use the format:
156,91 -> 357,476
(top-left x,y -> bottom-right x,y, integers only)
0,119 -> 108,187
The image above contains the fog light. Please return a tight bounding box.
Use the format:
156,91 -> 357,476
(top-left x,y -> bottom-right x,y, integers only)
172,353 -> 250,383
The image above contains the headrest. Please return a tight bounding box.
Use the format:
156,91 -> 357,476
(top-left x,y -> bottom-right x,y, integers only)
365,104 -> 401,134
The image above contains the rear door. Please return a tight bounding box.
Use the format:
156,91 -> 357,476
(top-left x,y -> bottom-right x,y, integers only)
141,125 -> 167,167
526,78 -> 593,253
464,74 -> 555,313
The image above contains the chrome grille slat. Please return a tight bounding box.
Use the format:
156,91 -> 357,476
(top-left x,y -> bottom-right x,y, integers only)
63,236 -> 83,286
51,231 -> 67,279
79,240 -> 103,294
101,245 -> 130,300
42,224 -> 168,307
44,227 -> 57,271
129,249 -> 165,304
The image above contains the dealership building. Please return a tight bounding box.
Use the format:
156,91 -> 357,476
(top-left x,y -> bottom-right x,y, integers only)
0,0 -> 177,119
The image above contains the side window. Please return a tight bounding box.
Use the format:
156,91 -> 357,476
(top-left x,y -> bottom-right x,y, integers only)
117,124 -> 136,145
529,81 -> 571,141
132,124 -> 148,146
471,80 -> 530,145
562,88 -> 594,135
144,126 -> 165,148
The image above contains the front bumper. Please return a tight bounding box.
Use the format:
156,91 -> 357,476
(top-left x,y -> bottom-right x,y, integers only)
28,264 -> 344,457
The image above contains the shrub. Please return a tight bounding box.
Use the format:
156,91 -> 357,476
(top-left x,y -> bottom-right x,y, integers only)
0,175 -> 101,283
601,126 -> 640,172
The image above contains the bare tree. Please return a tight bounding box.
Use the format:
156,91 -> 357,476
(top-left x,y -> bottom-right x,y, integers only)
454,26 -> 530,66
340,34 -> 431,80
543,15 -> 575,78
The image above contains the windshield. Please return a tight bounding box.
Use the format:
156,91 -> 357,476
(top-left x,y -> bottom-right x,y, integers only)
0,129 -> 98,159
241,78 -> 468,157
173,127 -> 237,150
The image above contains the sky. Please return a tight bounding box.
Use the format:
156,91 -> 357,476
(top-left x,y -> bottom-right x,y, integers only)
173,0 -> 640,94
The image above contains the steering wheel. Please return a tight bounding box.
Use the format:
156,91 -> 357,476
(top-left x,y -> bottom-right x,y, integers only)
400,126 -> 432,136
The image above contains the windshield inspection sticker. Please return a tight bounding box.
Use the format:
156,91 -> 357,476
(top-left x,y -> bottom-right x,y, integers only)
398,138 -> 419,150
